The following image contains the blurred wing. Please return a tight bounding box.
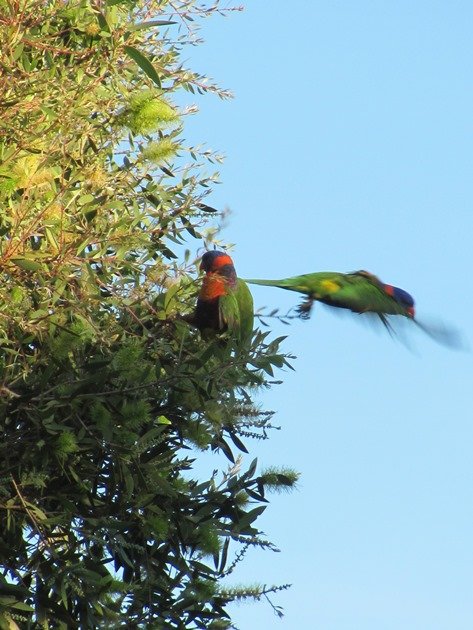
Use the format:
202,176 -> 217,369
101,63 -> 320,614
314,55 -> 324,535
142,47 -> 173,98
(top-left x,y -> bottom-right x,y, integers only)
413,317 -> 467,350
346,309 -> 466,350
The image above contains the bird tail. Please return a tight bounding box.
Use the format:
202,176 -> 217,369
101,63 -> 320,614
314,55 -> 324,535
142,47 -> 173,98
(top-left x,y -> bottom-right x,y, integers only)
244,278 -> 307,293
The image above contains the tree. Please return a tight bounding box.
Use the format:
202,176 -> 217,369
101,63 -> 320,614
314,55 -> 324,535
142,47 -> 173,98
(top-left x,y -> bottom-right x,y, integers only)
0,0 -> 298,627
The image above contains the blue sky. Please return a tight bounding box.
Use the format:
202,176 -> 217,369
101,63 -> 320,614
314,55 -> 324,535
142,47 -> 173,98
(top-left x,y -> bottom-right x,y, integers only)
178,3 -> 473,628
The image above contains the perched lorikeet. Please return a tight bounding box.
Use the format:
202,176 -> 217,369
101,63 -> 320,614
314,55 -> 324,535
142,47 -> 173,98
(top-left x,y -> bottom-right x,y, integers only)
245,270 -> 414,327
191,251 -> 254,345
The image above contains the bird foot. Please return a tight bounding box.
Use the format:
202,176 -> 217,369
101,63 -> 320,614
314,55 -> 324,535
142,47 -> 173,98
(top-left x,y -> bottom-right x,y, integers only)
296,298 -> 314,319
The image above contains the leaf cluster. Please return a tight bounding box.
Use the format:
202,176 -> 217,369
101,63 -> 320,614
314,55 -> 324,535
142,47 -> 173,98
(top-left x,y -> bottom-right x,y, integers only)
0,0 -> 298,627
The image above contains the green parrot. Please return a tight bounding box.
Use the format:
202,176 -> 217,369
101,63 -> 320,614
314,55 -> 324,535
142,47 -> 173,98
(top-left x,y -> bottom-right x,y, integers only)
191,250 -> 254,345
245,269 -> 464,347
245,270 -> 414,326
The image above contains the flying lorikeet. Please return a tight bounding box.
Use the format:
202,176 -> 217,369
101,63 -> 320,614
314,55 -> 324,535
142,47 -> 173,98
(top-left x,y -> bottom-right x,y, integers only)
245,270 -> 414,326
191,250 -> 254,345
245,269 -> 464,347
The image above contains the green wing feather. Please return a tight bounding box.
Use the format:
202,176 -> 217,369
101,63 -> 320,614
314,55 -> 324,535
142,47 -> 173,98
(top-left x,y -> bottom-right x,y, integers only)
219,279 -> 254,345
234,279 -> 254,345
219,290 -> 239,332
317,272 -> 411,317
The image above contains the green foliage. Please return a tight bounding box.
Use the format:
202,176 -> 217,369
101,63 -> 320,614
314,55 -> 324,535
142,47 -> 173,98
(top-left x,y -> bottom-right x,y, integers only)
260,467 -> 300,493
0,0 -> 298,627
142,137 -> 180,163
118,89 -> 180,134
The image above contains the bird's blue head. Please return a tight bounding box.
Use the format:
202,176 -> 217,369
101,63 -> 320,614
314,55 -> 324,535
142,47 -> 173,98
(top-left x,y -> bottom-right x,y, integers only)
200,250 -> 235,274
384,284 -> 415,317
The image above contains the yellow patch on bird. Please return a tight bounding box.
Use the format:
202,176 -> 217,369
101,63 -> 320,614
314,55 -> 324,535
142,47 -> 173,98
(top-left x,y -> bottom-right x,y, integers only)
320,280 -> 340,293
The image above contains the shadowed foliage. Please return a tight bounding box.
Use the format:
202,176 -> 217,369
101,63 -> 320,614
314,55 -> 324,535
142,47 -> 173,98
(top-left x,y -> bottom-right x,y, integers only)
0,1 -> 298,627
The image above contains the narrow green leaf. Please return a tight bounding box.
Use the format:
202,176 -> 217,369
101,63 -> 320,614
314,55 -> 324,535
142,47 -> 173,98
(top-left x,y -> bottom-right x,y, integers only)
11,257 -> 44,272
12,43 -> 24,61
124,46 -> 161,88
239,505 -> 266,528
218,537 -> 230,573
128,20 -> 177,31
40,105 -> 56,120
197,203 -> 218,213
45,227 -> 59,251
215,437 -> 235,463
9,601 -> 34,612
227,431 -> 248,454
164,283 -> 180,313
96,12 -> 110,33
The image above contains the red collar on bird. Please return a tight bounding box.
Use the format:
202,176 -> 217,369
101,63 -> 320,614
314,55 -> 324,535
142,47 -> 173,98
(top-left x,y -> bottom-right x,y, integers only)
199,273 -> 232,300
